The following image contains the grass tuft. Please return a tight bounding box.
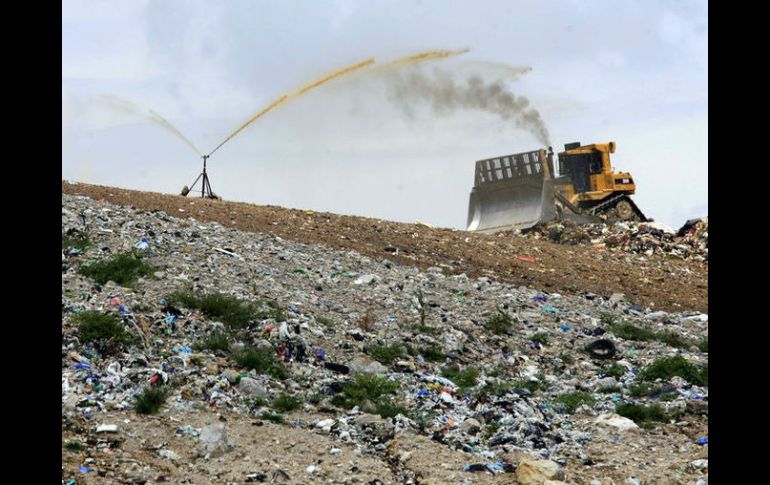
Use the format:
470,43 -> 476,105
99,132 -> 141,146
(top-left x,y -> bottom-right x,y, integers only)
640,356 -> 707,387
485,310 -> 513,335
271,394 -> 302,412
555,392 -> 595,413
168,290 -> 259,328
134,386 -> 169,414
230,346 -> 288,379
330,374 -> 400,418
366,343 -> 407,365
74,310 -> 135,347
79,252 -> 156,286
193,331 -> 231,353
441,365 -> 480,391
615,402 -> 668,427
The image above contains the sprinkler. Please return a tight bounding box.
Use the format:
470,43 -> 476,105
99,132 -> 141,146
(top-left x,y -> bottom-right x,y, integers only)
181,154 -> 219,199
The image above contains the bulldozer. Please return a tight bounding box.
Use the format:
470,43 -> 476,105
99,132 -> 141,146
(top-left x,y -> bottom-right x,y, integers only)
466,141 -> 647,233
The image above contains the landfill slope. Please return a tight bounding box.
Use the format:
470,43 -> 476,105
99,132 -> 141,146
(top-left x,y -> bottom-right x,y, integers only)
61,182 -> 707,313
62,191 -> 708,484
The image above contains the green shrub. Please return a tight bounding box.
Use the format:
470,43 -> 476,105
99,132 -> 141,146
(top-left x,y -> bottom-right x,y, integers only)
134,386 -> 169,414
193,331 -> 231,352
64,441 -> 85,452
640,356 -> 707,387
698,338 -> 708,353
409,323 -> 438,335
441,365 -> 480,390
609,322 -> 692,350
485,310 -> 512,335
513,378 -> 548,394
559,353 -> 575,365
599,385 -> 622,394
531,333 -> 550,346
79,252 -> 156,286
600,362 -> 624,379
74,311 -> 135,347
331,374 -> 400,418
230,346 -> 287,379
419,345 -> 447,362
259,411 -> 285,423
478,382 -> 515,398
628,383 -> 652,397
271,394 -> 302,412
366,343 -> 406,365
168,290 -> 258,328
62,230 -> 91,252
555,392 -> 595,413
615,403 -> 668,426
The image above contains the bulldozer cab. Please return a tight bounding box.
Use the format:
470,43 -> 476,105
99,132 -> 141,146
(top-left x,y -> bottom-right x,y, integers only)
557,148 -> 604,193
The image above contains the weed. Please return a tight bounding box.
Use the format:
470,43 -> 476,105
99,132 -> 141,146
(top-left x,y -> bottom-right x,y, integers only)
599,385 -> 622,394
331,374 -> 400,418
64,441 -> 85,452
317,316 -> 335,327
168,290 -> 258,328
259,411 -> 285,424
512,378 -> 549,394
62,230 -> 91,252
609,321 -> 692,350
441,365 -> 480,390
134,386 -> 169,414
374,401 -> 411,418
366,343 -> 406,365
615,403 -> 668,426
483,421 -> 501,438
193,331 -> 231,353
74,311 -> 135,347
640,356 -> 707,387
80,252 -> 156,286
698,338 -> 708,353
478,382 -> 515,398
485,309 -> 512,335
230,346 -> 288,379
628,383 -> 652,397
419,345 -> 447,362
416,289 -> 429,326
559,353 -> 575,365
357,308 -> 376,332
409,323 -> 438,335
531,333 -> 550,346
600,362 -> 624,379
271,394 -> 302,412
555,392 -> 595,413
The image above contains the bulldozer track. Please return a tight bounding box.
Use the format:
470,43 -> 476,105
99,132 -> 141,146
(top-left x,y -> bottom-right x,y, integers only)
589,194 -> 647,221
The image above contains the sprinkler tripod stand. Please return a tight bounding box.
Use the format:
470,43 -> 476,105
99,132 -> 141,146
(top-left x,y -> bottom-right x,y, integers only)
181,155 -> 219,199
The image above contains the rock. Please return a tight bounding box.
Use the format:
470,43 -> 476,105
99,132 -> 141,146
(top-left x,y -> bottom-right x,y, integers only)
239,377 -> 267,397
625,478 -> 641,485
689,459 -> 708,471
594,377 -> 619,390
515,458 -> 565,484
460,418 -> 481,435
349,356 -> 388,375
609,293 -> 625,305
316,418 -> 336,431
594,413 -> 639,431
158,449 -> 180,461
353,274 -> 379,285
223,369 -> 240,384
197,424 -> 234,458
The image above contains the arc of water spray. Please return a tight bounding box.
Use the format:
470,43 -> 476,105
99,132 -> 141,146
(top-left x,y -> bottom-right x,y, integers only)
207,57 -> 376,157
98,95 -> 203,157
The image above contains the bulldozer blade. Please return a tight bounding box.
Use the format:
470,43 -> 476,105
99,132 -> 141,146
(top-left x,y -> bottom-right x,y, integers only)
467,176 -> 557,233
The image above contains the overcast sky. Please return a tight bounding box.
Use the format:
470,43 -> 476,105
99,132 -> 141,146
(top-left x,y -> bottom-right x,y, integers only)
62,0 -> 707,230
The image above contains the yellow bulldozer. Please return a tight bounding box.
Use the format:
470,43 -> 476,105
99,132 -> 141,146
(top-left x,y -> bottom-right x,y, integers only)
467,141 -> 647,233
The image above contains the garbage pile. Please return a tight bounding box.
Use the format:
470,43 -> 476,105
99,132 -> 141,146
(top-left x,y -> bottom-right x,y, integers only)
61,194 -> 708,484
517,218 -> 708,262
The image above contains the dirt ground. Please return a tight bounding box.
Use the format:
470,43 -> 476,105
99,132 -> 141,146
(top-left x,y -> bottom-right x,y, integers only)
62,182 -> 707,313
62,408 -> 708,484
